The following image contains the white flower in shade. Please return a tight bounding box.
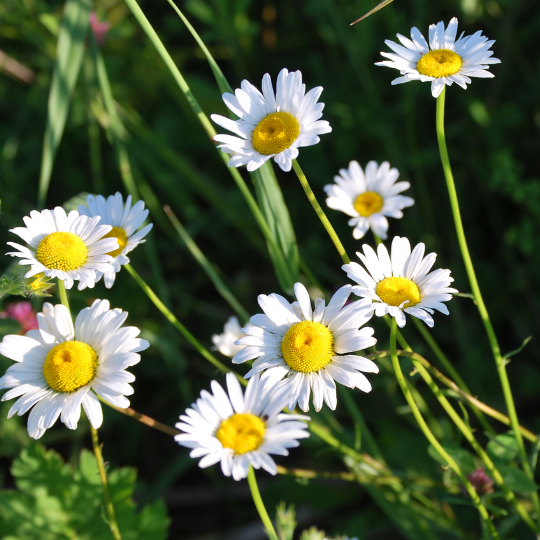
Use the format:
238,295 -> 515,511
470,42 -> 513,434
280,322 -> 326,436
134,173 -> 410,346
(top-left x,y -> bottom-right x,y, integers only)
212,316 -> 248,358
211,68 -> 331,173
175,373 -> 310,481
232,283 -> 378,412
6,207 -> 117,291
78,193 -> 153,289
376,17 -> 501,98
343,237 -> 457,328
324,160 -> 414,240
0,300 -> 149,439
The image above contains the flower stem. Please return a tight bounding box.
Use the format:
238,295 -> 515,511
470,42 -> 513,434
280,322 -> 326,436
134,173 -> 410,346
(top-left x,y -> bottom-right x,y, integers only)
411,356 -> 537,532
389,319 -> 500,539
247,466 -> 279,540
90,426 -> 122,540
57,279 -> 70,312
436,87 -> 539,523
124,263 -> 246,384
292,159 -> 350,264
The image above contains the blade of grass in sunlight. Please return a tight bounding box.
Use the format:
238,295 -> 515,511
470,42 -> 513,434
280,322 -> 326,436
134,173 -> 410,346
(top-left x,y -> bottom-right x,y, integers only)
123,0 -> 295,292
350,0 -> 395,25
37,0 -> 91,209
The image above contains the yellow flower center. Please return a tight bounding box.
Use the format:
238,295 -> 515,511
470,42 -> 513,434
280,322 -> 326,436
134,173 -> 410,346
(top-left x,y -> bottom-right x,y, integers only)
43,341 -> 98,393
416,49 -> 462,78
252,112 -> 300,155
376,277 -> 421,308
101,226 -> 127,258
354,191 -> 384,217
36,232 -> 88,271
281,320 -> 334,373
216,413 -> 266,454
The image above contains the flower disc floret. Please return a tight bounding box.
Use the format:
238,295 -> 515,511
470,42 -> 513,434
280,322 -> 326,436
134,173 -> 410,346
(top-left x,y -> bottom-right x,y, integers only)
252,112 -> 300,155
281,320 -> 334,373
354,191 -> 384,217
417,49 -> 462,78
102,226 -> 128,258
376,276 -> 421,307
36,232 -> 88,271
43,341 -> 97,393
216,413 -> 266,454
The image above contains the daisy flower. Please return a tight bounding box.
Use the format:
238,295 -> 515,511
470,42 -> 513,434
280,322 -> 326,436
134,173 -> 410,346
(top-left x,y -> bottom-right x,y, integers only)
0,300 -> 149,439
232,283 -> 378,412
324,160 -> 414,240
6,207 -> 117,291
175,372 -> 310,481
212,316 -> 249,358
343,237 -> 457,328
78,193 -> 153,288
376,17 -> 501,98
211,68 -> 331,172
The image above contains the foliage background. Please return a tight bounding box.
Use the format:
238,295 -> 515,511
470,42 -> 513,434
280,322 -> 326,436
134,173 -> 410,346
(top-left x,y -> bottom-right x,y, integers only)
0,0 -> 539,538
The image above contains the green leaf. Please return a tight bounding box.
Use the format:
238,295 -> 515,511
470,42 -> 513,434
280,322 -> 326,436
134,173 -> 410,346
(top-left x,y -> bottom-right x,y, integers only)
486,432 -> 519,462
498,465 -> 537,493
0,444 -> 170,540
428,444 -> 476,475
252,162 -> 299,293
38,0 -> 91,209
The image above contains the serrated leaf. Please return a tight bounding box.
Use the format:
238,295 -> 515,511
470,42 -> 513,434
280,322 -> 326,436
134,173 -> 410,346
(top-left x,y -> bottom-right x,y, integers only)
486,432 -> 519,462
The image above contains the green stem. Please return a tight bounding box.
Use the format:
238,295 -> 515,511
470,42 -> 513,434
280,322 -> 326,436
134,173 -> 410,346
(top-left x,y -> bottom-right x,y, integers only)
90,426 -> 122,540
124,263 -> 244,382
292,159 -> 350,264
436,87 -> 539,523
57,279 -> 70,312
247,466 -> 279,540
412,317 -> 494,435
163,205 -> 250,321
412,357 -> 537,532
389,319 -> 499,539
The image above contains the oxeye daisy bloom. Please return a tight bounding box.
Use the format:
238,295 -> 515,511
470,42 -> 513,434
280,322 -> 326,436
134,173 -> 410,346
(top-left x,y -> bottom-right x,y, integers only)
175,372 -> 310,481
78,193 -> 153,289
211,316 -> 250,358
343,237 -> 457,328
376,17 -> 501,98
6,207 -> 117,291
0,300 -> 149,439
211,68 -> 332,172
232,283 -> 378,412
324,160 -> 414,240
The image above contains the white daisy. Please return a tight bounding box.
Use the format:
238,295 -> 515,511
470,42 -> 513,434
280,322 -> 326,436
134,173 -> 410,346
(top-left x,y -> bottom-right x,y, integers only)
6,207 -> 118,291
78,193 -> 153,289
175,372 -> 310,481
0,300 -> 149,439
376,17 -> 501,98
343,236 -> 458,328
211,316 -> 248,358
211,68 -> 332,173
232,283 -> 378,412
324,160 -> 414,240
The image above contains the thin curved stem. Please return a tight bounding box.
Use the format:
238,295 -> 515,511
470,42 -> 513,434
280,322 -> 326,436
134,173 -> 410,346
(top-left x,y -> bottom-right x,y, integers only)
390,319 -> 499,539
124,263 -> 245,384
247,466 -> 279,540
411,356 -> 537,532
436,88 -> 540,525
292,159 -> 350,264
90,426 -> 122,540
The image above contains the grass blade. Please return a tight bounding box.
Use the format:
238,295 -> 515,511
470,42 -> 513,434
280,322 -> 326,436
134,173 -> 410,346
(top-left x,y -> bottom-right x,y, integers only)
38,0 -> 91,208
